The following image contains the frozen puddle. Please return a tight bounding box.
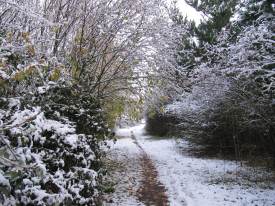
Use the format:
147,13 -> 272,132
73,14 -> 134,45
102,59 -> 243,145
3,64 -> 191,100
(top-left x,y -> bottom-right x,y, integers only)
104,124 -> 275,206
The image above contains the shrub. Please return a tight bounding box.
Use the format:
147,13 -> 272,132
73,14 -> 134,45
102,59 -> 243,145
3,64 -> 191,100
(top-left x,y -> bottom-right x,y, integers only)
0,86 -> 111,205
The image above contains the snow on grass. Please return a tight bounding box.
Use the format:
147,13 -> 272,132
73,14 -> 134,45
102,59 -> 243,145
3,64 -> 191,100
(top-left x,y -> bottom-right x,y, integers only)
114,127 -> 134,138
103,134 -> 144,206
107,138 -> 140,155
132,124 -> 275,206
115,124 -> 145,139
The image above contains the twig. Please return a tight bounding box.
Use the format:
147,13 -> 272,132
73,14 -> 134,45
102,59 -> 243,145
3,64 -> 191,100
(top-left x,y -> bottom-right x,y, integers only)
0,111 -> 42,132
0,111 -> 42,161
0,156 -> 38,169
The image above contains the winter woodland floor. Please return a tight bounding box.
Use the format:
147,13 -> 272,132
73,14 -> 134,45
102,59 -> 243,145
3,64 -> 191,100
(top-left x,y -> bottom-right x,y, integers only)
102,124 -> 275,206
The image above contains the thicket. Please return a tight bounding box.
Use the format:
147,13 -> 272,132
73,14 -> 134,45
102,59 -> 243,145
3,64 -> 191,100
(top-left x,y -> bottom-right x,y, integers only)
147,0 -> 275,165
146,110 -> 179,137
0,28 -> 111,204
144,81 -> 181,137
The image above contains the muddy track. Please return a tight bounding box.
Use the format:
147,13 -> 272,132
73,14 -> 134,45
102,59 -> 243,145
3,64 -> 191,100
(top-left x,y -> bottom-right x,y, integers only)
131,133 -> 169,206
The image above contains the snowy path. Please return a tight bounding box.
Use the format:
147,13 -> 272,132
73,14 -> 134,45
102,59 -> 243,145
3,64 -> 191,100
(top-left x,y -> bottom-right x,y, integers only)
104,124 -> 275,206
131,133 -> 169,206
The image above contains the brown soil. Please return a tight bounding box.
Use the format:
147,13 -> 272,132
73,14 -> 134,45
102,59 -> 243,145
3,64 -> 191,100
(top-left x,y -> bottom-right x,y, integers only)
131,134 -> 169,206
137,153 -> 169,206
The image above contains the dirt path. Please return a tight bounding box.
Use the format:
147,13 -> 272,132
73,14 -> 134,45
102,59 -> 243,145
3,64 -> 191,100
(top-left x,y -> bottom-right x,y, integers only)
104,124 -> 275,206
102,132 -> 169,206
131,133 -> 169,206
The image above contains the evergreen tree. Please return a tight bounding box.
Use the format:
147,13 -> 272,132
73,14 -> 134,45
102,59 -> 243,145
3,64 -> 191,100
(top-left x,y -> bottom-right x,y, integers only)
185,0 -> 238,44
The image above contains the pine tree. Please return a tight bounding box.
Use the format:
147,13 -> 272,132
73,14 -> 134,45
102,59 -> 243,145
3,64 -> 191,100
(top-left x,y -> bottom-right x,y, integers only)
185,0 -> 238,44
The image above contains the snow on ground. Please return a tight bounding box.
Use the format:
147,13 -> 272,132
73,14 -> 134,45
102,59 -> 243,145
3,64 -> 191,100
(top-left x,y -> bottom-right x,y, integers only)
103,135 -> 145,206
116,124 -> 275,206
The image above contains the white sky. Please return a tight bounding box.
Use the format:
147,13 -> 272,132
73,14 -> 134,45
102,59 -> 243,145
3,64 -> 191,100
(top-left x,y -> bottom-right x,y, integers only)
175,0 -> 204,25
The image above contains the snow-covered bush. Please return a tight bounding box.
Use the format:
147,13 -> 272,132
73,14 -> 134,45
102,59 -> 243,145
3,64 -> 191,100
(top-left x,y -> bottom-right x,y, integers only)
161,0 -> 275,162
0,12 -> 111,204
0,86 -> 110,205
